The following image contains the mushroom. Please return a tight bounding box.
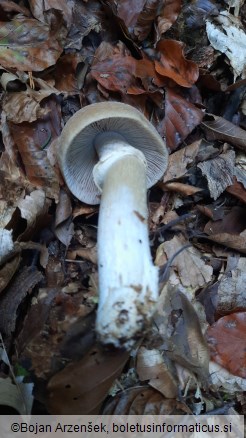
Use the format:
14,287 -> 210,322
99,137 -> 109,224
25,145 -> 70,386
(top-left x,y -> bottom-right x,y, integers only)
58,102 -> 168,348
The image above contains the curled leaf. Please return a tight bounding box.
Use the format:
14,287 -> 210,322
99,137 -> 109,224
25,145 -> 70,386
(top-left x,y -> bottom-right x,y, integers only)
155,40 -> 199,87
202,114 -> 246,151
161,87 -> 203,150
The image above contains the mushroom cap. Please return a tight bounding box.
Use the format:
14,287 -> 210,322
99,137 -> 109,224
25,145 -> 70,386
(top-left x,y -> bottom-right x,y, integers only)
58,102 -> 168,205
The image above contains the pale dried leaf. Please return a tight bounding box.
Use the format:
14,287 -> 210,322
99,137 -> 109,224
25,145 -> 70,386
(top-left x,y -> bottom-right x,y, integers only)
158,235 -> 213,288
206,11 -> 246,79
55,189 -> 74,247
17,190 -> 46,227
209,361 -> 246,393
0,229 -> 14,265
137,347 -> 178,398
224,0 -> 244,17
0,377 -> 33,415
0,72 -> 25,91
164,140 -> 201,182
2,90 -> 54,123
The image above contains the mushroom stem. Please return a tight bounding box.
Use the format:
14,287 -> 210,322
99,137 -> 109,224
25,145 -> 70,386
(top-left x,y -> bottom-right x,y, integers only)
93,133 -> 159,348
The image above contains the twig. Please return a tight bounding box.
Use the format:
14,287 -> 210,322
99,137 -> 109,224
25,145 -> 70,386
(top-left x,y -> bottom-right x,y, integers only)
159,243 -> 192,284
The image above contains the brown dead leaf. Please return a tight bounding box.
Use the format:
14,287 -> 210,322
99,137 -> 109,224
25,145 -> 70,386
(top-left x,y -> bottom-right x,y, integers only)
2,90 -> 54,124
137,347 -> 178,398
0,12 -> 67,71
156,235 -> 212,288
206,312 -> 246,378
0,1 -> 30,18
198,150 -> 235,200
226,178 -> 246,204
204,207 -> 246,253
156,285 -> 210,381
0,155 -> 26,228
207,232 -> 246,254
16,288 -> 59,354
55,189 -> 74,247
67,247 -> 98,265
91,42 -> 158,95
202,115 -> 246,151
156,0 -> 181,36
65,0 -> 103,50
47,345 -> 129,414
197,282 -> 218,325
51,53 -> 82,94
1,111 -> 20,163
45,257 -> 64,288
160,181 -> 202,196
102,386 -> 189,415
0,255 -> 21,294
107,0 -> 181,42
197,203 -> 226,221
163,140 -> 201,182
204,207 -> 246,236
73,204 -> 97,219
162,87 -> 203,150
155,40 -> 199,87
29,0 -> 73,26
10,97 -> 61,200
17,289 -> 96,377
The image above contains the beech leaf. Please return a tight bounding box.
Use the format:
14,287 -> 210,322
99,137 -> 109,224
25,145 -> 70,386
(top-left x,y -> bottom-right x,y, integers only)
163,87 -> 203,150
163,140 -> 201,182
106,0 -> 181,42
206,312 -> 246,378
155,40 -> 199,87
157,235 -> 213,288
91,42 -> 158,95
136,347 -> 178,398
47,345 -> 129,414
202,114 -> 246,151
0,14 -> 66,71
156,0 -> 181,36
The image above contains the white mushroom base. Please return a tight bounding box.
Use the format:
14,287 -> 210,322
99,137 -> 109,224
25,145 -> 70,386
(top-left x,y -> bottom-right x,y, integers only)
94,140 -> 159,348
